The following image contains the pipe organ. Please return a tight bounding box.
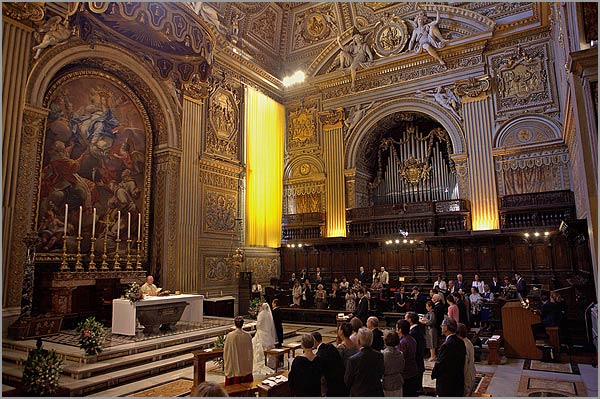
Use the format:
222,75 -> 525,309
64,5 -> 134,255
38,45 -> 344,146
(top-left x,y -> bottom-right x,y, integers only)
370,125 -> 457,205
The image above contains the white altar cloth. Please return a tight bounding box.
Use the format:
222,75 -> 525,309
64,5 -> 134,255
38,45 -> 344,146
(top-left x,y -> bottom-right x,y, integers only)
112,294 -> 204,336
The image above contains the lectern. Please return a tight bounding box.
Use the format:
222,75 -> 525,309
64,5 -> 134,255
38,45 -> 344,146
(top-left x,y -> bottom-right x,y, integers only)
501,301 -> 542,360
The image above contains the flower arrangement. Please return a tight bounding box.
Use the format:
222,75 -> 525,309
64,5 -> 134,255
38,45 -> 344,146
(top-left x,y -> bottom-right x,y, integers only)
125,281 -> 143,303
22,346 -> 63,396
76,317 -> 106,356
213,334 -> 226,369
247,297 -> 263,320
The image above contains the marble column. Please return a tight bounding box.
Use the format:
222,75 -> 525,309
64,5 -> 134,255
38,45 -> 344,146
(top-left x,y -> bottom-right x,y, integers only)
454,76 -> 499,231
319,108 -> 346,237
5,105 -> 48,308
2,15 -> 36,308
175,91 -> 205,293
152,149 -> 181,292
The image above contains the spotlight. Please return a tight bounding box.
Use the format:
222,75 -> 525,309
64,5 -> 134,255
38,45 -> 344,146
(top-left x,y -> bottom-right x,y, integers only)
544,232 -> 549,236
395,239 -> 400,244
409,240 -> 414,244
534,232 -> 540,237
291,244 -> 296,248
298,243 -> 302,248
403,239 -> 408,244
524,233 -> 530,238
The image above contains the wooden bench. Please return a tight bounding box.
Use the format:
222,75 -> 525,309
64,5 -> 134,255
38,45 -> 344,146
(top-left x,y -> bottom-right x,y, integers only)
282,341 -> 302,357
263,347 -> 292,372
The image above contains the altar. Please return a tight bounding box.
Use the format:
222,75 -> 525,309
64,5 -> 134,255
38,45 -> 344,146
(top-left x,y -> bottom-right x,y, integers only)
112,294 -> 203,336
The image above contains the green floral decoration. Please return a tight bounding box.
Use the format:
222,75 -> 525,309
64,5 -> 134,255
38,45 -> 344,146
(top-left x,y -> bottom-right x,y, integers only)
22,346 -> 63,396
76,317 -> 106,356
213,334 -> 226,369
247,297 -> 263,320
125,281 -> 143,303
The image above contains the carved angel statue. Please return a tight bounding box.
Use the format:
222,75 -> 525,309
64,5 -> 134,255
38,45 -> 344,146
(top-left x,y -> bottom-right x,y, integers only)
190,2 -> 227,35
344,101 -> 375,132
166,72 -> 183,116
416,86 -> 462,120
231,13 -> 244,38
32,16 -> 72,59
337,31 -> 374,91
407,10 -> 447,66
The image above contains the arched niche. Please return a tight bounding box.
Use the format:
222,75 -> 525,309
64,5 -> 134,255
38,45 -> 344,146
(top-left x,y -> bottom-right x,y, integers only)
494,114 -> 563,149
283,155 -> 326,214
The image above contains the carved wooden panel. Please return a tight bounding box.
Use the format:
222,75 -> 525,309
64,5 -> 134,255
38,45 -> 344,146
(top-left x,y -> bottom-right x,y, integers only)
514,245 -> 530,269
533,244 -> 549,270
462,245 -> 477,270
429,246 -> 443,272
400,248 -> 411,271
414,248 -> 425,271
495,242 -> 513,271
446,247 -> 461,271
478,246 -> 494,270
552,239 -> 570,271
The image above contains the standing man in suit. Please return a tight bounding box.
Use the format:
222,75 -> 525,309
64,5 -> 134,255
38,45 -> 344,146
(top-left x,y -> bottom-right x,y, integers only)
344,327 -> 385,396
358,266 -> 368,285
406,312 -> 425,393
271,299 -> 284,347
367,316 -> 384,351
312,331 -> 348,396
455,273 -> 466,292
489,275 -> 501,294
352,289 -> 369,325
396,319 -> 419,397
431,317 -> 466,397
515,272 -> 528,298
379,266 -> 389,288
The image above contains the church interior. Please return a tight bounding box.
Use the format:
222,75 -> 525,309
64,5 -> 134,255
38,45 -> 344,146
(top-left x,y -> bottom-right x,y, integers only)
2,1 -> 598,397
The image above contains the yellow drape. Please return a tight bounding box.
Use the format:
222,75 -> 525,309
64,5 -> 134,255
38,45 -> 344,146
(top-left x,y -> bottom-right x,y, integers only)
245,87 -> 284,247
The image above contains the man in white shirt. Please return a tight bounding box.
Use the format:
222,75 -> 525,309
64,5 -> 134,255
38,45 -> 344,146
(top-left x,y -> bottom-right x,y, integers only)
251,280 -> 262,294
224,316 -> 253,385
379,266 -> 389,287
141,275 -> 158,296
433,275 -> 447,292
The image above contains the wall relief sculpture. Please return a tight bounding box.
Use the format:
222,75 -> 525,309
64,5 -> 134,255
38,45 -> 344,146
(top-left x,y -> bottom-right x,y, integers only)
415,86 -> 462,120
204,256 -> 233,284
246,256 -> 279,283
490,44 -> 555,120
206,83 -> 240,160
32,15 -> 74,59
204,190 -> 237,233
373,12 -> 409,57
336,29 -> 374,91
38,70 -> 152,260
407,10 -> 448,66
291,4 -> 338,51
288,104 -> 318,149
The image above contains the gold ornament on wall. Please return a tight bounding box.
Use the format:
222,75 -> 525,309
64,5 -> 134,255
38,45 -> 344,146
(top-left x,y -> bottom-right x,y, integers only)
289,105 -> 317,148
399,156 -> 432,185
373,13 -> 408,57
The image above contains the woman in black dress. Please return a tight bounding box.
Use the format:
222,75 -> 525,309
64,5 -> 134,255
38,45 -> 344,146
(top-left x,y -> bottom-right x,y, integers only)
288,334 -> 322,396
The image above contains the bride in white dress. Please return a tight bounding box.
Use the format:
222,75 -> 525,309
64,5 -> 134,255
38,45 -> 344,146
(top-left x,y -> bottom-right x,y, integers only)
252,302 -> 278,374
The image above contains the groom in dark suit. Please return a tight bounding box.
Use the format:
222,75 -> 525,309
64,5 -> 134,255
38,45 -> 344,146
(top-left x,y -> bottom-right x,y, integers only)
352,289 -> 369,325
271,299 -> 284,347
431,317 -> 466,397
312,331 -> 348,396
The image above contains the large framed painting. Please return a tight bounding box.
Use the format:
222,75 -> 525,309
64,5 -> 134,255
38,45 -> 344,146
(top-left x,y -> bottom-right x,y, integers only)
36,70 -> 152,261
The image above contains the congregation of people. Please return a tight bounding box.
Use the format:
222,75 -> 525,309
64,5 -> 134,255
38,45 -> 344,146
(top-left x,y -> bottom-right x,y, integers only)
218,268 -> 568,397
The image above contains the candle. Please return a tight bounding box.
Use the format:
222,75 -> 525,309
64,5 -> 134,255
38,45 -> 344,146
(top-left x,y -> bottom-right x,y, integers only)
137,213 -> 141,240
116,211 -> 121,240
92,208 -> 96,237
78,206 -> 82,236
64,204 -> 68,235
127,212 -> 131,239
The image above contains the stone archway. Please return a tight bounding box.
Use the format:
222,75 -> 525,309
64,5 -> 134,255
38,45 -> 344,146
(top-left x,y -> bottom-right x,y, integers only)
344,97 -> 467,208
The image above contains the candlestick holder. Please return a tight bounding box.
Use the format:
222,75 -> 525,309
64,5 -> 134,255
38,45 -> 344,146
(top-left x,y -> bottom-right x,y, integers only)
100,231 -> 109,270
135,239 -> 142,270
60,234 -> 70,272
125,238 -> 133,270
74,236 -> 84,271
88,236 -> 97,271
113,238 -> 121,270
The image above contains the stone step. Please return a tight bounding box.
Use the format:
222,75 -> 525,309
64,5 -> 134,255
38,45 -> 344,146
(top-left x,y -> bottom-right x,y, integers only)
88,365 -> 194,397
62,335 -> 216,379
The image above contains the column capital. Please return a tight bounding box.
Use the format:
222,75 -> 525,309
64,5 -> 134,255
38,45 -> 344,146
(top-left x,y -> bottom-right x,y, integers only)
318,108 -> 345,131
454,76 -> 491,102
183,80 -> 209,103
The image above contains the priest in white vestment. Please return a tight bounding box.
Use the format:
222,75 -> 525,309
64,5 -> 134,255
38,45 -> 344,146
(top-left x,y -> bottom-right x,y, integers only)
223,316 -> 253,385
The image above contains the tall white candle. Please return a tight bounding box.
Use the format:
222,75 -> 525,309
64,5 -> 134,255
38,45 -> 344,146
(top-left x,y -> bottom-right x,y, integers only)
116,211 -> 121,240
92,208 -> 96,237
127,212 -> 131,239
137,213 -> 141,240
78,206 -> 83,236
64,204 -> 68,235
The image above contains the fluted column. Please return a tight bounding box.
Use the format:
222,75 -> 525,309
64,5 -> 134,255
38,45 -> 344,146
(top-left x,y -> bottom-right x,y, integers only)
319,108 -> 346,237
152,149 -> 181,292
455,76 -> 499,231
2,15 -> 35,307
175,90 -> 205,293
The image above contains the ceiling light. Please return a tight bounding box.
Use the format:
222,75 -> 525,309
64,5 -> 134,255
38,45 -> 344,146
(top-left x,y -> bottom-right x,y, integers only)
395,239 -> 400,244
283,71 -> 305,87
534,232 -> 540,237
544,231 -> 549,236
524,233 -> 530,238
403,239 -> 408,244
